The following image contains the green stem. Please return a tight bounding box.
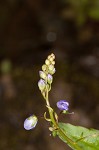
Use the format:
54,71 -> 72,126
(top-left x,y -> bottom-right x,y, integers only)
45,89 -> 82,150
46,89 -> 57,126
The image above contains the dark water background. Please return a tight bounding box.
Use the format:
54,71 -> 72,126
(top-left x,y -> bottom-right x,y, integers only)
0,1 -> 99,150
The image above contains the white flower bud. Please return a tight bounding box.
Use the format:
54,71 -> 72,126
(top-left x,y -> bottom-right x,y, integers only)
24,115 -> 38,130
49,57 -> 54,62
52,61 -> 55,65
39,71 -> 46,80
42,64 -> 47,72
38,79 -> 46,91
49,64 -> 54,71
51,53 -> 55,58
48,65 -> 56,75
45,59 -> 50,65
47,74 -> 53,84
48,55 -> 51,60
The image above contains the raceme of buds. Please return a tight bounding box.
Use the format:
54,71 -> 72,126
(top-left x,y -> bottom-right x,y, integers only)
38,53 -> 56,91
44,53 -> 56,75
57,100 -> 69,111
38,79 -> 46,91
24,115 -> 38,130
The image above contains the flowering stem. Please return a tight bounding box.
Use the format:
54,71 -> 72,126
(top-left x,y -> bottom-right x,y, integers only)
45,89 -> 82,150
39,53 -> 82,150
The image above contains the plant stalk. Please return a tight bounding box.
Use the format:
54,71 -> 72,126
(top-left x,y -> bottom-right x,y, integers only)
45,89 -> 82,150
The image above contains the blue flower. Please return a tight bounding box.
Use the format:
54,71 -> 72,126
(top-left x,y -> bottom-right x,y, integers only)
57,100 -> 69,111
24,115 -> 38,130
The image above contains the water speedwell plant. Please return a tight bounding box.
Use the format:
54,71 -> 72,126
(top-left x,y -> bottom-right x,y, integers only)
24,53 -> 99,150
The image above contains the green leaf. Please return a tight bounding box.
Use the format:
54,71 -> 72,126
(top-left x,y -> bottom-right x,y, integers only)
57,123 -> 99,150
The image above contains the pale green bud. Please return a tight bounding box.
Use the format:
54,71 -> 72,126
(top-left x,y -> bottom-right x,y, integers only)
48,65 -> 56,75
49,68 -> 56,75
52,61 -> 55,65
45,59 -> 50,65
48,53 -> 55,60
48,55 -> 51,60
39,71 -> 46,80
49,57 -> 53,62
47,74 -> 53,84
42,64 -> 47,72
51,53 -> 55,58
49,64 -> 54,71
38,79 -> 46,91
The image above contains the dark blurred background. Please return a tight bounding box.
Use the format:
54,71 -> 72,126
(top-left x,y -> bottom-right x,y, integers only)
0,0 -> 99,150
